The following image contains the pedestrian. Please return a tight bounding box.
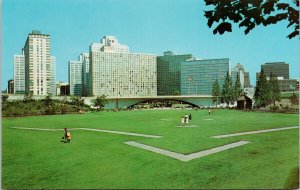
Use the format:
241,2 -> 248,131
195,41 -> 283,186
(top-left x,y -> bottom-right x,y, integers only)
181,116 -> 185,126
208,108 -> 211,115
185,114 -> 189,124
189,113 -> 192,121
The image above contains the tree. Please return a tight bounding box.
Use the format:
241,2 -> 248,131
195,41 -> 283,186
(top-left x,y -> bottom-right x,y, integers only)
222,71 -> 234,106
70,96 -> 85,111
254,69 -> 271,108
289,93 -> 299,105
269,73 -> 281,107
24,91 -> 33,102
92,95 -> 108,111
233,72 -> 243,101
204,0 -> 299,39
212,79 -> 221,105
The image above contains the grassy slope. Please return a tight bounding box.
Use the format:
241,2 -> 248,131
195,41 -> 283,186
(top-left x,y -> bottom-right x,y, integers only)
2,110 -> 299,189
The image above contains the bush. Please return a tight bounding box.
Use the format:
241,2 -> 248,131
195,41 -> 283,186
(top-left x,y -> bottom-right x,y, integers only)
270,106 -> 279,110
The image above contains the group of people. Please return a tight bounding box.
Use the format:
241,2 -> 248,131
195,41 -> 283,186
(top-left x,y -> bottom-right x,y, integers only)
181,114 -> 192,126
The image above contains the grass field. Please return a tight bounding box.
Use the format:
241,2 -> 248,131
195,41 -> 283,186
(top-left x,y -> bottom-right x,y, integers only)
2,110 -> 299,189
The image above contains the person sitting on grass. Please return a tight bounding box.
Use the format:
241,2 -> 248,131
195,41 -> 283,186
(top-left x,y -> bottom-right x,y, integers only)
62,128 -> 72,143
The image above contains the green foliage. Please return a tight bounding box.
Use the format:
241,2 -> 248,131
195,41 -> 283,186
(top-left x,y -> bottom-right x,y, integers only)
222,71 -> 234,106
289,93 -> 299,105
212,79 -> 221,105
92,95 -> 108,111
24,91 -> 33,102
269,73 -> 281,106
254,70 -> 271,108
204,0 -> 299,39
233,72 -> 243,101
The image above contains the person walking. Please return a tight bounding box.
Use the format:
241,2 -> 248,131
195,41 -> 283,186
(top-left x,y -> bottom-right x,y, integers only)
189,114 -> 192,121
181,116 -> 185,126
208,108 -> 211,115
185,114 -> 189,124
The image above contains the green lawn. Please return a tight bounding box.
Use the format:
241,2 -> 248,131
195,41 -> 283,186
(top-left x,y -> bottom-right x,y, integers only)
2,110 -> 299,189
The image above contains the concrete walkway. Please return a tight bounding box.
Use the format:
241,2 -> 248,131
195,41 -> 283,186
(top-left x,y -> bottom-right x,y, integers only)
124,140 -> 250,162
11,126 -> 161,138
212,126 -> 299,138
77,128 -> 161,138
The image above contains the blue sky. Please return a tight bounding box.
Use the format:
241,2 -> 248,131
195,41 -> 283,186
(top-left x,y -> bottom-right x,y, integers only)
2,0 -> 299,90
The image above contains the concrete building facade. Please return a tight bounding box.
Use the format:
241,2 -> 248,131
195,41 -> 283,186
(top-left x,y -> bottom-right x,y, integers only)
13,54 -> 25,94
23,30 -> 54,95
90,36 -> 157,97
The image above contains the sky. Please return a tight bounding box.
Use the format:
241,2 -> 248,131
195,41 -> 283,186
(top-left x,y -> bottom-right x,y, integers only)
2,0 -> 299,90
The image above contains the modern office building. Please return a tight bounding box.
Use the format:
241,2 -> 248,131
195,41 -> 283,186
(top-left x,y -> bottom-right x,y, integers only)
7,79 -> 14,94
244,72 -> 250,88
231,63 -> 245,88
23,30 -> 55,95
89,36 -> 157,97
180,58 -> 230,95
68,53 -> 90,96
13,54 -> 25,94
157,51 -> 193,95
257,62 -> 297,92
56,82 -> 70,96
261,62 -> 289,79
50,56 -> 56,95
69,60 -> 83,96
80,53 -> 90,96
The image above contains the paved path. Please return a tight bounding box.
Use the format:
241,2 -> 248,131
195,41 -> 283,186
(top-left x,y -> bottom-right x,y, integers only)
212,126 -> 299,138
124,141 -> 250,162
11,127 -> 161,138
77,128 -> 161,138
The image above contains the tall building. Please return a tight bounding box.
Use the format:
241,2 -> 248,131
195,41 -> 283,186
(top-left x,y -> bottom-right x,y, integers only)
244,72 -> 250,88
230,63 -> 251,89
257,62 -> 297,92
157,51 -> 193,95
69,60 -> 83,96
80,53 -> 90,96
7,79 -> 14,94
23,30 -> 54,95
13,54 -> 25,94
90,36 -> 157,97
50,56 -> 56,95
68,53 -> 90,96
181,58 -> 230,95
261,62 -> 289,79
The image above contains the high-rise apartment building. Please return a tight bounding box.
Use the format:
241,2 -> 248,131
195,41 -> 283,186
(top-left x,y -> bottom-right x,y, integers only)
181,58 -> 230,95
80,53 -> 90,96
90,36 -> 157,97
13,54 -> 25,94
244,72 -> 250,88
23,30 -> 54,95
157,51 -> 193,95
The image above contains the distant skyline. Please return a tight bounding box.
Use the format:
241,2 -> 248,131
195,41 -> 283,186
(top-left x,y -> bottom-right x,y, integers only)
2,0 -> 299,90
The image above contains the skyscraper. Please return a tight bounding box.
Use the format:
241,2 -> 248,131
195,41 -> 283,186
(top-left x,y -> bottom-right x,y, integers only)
7,79 -> 14,94
90,36 -> 157,97
69,60 -> 83,96
68,53 -> 90,96
157,51 -> 193,95
23,30 -> 54,95
13,53 -> 25,94
50,56 -> 56,95
180,58 -> 230,95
